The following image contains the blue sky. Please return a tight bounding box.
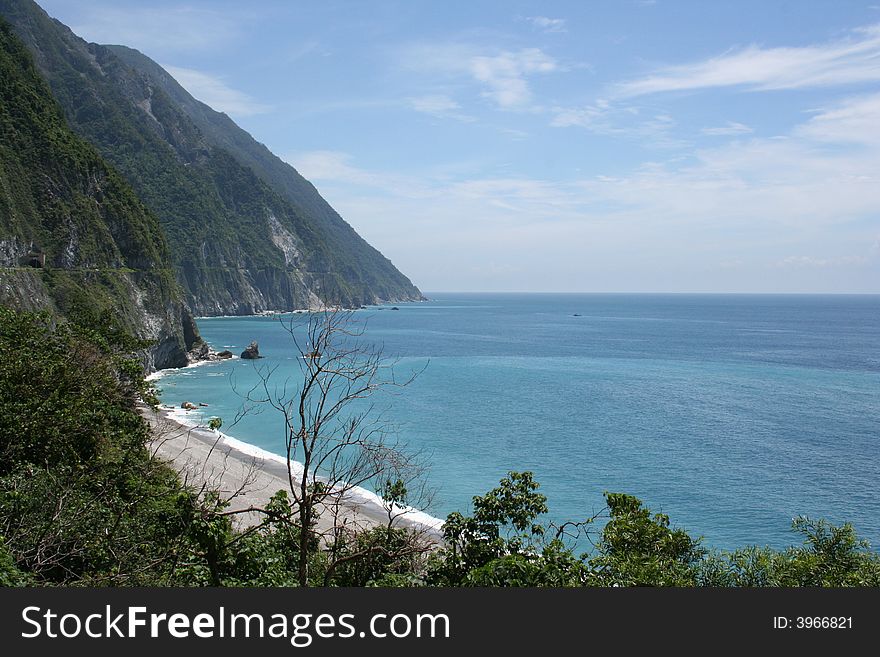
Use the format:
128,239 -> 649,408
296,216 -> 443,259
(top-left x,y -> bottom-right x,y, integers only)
38,0 -> 880,292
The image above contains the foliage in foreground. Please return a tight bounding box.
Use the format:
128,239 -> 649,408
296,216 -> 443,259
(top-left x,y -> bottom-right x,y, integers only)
0,308 -> 196,585
1,306 -> 878,588
427,473 -> 880,588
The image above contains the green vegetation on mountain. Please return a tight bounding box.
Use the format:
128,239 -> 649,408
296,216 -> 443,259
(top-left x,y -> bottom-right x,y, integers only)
107,43 -> 423,307
0,17 -> 197,370
0,0 -> 422,316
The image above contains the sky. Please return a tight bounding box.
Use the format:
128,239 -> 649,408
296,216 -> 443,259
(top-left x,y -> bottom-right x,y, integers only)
37,0 -> 880,293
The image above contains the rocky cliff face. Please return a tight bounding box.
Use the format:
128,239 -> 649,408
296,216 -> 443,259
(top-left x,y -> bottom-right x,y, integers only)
1,0 -> 423,318
107,44 -> 425,309
0,18 -> 199,370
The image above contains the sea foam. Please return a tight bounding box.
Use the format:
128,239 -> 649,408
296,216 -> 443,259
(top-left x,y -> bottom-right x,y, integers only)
151,362 -> 444,537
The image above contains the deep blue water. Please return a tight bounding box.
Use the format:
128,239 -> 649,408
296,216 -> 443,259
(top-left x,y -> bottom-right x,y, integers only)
155,294 -> 880,552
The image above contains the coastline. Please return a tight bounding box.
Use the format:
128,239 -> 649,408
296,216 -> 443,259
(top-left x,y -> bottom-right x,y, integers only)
143,362 -> 444,541
190,297 -> 429,322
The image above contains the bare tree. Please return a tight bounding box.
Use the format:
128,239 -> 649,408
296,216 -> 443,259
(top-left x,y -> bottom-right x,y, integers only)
237,309 -> 432,586
319,459 -> 436,586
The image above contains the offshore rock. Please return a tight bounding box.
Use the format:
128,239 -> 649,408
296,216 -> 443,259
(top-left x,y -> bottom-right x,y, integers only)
240,341 -> 261,359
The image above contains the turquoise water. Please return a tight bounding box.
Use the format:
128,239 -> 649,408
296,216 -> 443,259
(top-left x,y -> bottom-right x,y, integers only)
155,294 -> 880,551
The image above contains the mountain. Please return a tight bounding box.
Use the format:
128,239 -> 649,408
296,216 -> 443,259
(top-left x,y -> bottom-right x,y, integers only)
0,0 -> 422,316
105,44 -> 423,307
0,18 -> 199,370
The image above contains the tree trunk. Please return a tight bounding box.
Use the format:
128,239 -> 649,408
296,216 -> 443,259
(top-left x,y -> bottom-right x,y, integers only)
298,461 -> 311,586
298,503 -> 310,587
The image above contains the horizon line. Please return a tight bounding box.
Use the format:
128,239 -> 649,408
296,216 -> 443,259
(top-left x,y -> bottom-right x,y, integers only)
418,290 -> 880,296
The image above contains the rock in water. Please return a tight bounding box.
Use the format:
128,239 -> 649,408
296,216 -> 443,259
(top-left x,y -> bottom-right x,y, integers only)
217,350 -> 234,359
240,341 -> 261,359
188,340 -> 210,361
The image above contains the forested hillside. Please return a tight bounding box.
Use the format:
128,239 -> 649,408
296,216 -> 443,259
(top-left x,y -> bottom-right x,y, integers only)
0,18 -> 198,370
0,0 -> 422,316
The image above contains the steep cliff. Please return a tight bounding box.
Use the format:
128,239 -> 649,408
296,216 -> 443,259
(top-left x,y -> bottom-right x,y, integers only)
0,17 -> 199,370
107,44 -> 424,308
0,0 -> 422,316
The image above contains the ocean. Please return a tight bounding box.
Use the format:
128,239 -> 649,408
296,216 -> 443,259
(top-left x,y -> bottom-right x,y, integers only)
153,293 -> 880,552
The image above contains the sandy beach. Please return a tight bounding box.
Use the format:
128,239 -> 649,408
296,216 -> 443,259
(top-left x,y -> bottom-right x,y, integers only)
141,404 -> 443,542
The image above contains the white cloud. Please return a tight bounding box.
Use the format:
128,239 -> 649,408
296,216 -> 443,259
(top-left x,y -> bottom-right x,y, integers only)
615,24 -> 880,97
550,100 -> 611,128
700,121 -> 754,136
526,16 -> 567,33
400,43 -> 559,110
796,93 -> 880,145
572,95 -> 880,240
407,94 -> 474,121
285,91 -> 880,292
470,48 -> 558,107
409,94 -> 459,114
551,101 -> 685,148
163,66 -> 272,117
